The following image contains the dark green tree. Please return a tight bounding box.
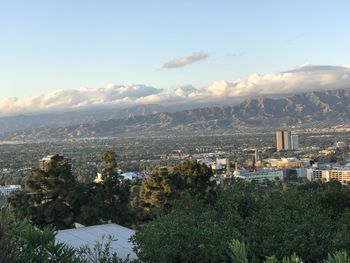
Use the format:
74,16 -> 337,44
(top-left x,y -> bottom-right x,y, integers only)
133,197 -> 240,263
134,159 -> 217,221
135,167 -> 175,219
133,180 -> 350,262
8,155 -> 78,229
172,159 -> 216,202
78,151 -> 131,226
100,151 -> 118,180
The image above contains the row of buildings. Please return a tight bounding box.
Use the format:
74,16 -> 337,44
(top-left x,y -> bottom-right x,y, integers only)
200,155 -> 350,185
307,164 -> 350,184
35,149 -> 350,188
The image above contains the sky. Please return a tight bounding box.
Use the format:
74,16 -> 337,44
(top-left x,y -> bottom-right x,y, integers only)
0,1 -> 350,115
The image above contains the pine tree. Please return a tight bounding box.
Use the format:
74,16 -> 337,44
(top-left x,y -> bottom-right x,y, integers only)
78,151 -> 131,225
135,160 -> 216,220
8,155 -> 77,229
137,167 -> 176,218
172,159 -> 216,202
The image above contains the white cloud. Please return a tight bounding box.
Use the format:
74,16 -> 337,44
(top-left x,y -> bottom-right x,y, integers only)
0,84 -> 162,116
1,64 -> 350,117
181,64 -> 350,101
162,52 -> 208,69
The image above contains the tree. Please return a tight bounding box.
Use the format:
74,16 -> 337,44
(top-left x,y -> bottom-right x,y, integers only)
134,159 -> 217,221
133,197 -> 240,263
135,167 -> 175,219
324,251 -> 350,263
172,159 -> 216,202
8,155 -> 78,229
100,151 -> 118,180
228,239 -> 249,263
1,213 -> 80,263
78,151 -> 131,226
133,180 -> 350,262
0,212 -> 138,263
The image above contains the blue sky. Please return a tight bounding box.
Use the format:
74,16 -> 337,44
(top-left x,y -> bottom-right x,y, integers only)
0,0 -> 350,100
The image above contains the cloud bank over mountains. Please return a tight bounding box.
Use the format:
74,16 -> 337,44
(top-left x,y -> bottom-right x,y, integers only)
0,85 -> 163,116
1,64 -> 350,117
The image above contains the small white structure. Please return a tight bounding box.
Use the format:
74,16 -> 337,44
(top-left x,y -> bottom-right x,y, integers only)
0,185 -> 21,196
120,172 -> 143,180
56,224 -> 137,260
336,141 -> 346,148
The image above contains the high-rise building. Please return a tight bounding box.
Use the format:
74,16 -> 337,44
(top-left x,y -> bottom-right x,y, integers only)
254,149 -> 260,162
276,130 -> 284,151
226,158 -> 231,176
283,131 -> 291,150
276,130 -> 292,151
39,154 -> 72,172
254,149 -> 263,168
291,134 -> 299,150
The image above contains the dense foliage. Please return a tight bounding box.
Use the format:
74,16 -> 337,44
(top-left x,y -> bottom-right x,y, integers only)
133,159 -> 215,221
0,213 -> 138,263
134,180 -> 350,263
133,196 -> 240,262
227,240 -> 350,263
8,153 -> 131,229
5,152 -> 350,262
8,155 -> 79,229
77,151 -> 132,226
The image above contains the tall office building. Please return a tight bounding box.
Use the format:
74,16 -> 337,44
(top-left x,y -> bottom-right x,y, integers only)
276,130 -> 284,151
283,130 -> 291,150
252,148 -> 262,168
291,134 -> 299,150
226,158 -> 231,176
254,149 -> 260,162
276,130 -> 292,151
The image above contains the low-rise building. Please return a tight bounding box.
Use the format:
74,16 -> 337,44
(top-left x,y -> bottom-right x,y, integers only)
0,185 -> 21,196
198,157 -> 230,175
234,168 -> 284,183
307,165 -> 350,185
264,157 -> 308,168
56,224 -> 137,260
120,172 -> 143,180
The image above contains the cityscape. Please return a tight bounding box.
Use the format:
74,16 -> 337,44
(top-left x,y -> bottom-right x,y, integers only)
1,127 -> 350,261
1,1 -> 350,262
2,130 -> 350,191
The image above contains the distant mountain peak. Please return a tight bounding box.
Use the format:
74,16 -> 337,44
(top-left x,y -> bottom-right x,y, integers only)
2,87 -> 350,141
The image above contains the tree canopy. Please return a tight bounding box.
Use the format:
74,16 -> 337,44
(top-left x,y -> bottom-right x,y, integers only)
133,180 -> 350,263
8,154 -> 78,229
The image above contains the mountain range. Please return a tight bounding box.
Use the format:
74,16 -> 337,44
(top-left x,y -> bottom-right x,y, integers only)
2,88 -> 350,141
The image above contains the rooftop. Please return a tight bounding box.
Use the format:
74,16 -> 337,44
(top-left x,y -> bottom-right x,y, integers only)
56,224 -> 137,260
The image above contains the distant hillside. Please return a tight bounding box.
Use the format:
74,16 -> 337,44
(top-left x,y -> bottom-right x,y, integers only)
2,88 -> 350,141
0,104 -> 170,134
